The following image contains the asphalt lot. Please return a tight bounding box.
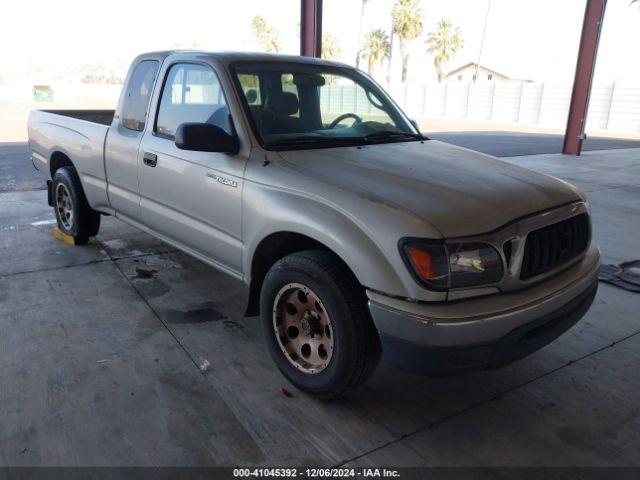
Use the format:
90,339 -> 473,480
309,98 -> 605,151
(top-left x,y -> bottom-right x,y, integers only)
1,142 -> 639,467
0,143 -> 46,193
428,131 -> 640,156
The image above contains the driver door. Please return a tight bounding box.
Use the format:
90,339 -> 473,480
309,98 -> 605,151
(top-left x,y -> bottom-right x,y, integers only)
138,62 -> 245,274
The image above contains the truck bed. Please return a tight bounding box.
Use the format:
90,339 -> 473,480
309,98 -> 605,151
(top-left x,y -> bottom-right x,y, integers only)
28,109 -> 114,211
40,109 -> 115,126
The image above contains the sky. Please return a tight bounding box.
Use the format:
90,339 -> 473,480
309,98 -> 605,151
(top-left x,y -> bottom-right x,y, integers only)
323,0 -> 640,85
1,0 -> 639,86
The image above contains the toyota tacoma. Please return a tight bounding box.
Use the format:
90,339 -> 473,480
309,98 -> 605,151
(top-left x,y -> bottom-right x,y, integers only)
28,51 -> 600,398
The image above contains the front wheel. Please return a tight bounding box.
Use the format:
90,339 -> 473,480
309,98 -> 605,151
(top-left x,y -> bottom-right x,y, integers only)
260,250 -> 381,399
52,167 -> 100,245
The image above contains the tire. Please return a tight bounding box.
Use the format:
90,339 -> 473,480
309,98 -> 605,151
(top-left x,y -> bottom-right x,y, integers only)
52,167 -> 101,245
260,250 -> 382,399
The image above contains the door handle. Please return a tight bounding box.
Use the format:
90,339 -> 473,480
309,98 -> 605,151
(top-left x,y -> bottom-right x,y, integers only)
143,152 -> 157,167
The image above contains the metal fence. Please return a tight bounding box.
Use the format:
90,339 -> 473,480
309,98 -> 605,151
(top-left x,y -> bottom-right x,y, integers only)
320,81 -> 640,134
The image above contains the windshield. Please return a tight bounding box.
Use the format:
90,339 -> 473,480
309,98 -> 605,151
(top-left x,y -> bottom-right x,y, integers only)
231,61 -> 421,150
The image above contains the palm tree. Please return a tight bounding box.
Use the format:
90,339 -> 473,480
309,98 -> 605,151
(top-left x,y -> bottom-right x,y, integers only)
362,29 -> 391,75
251,15 -> 281,53
355,0 -> 371,68
426,19 -> 464,83
322,33 -> 342,61
391,0 -> 423,83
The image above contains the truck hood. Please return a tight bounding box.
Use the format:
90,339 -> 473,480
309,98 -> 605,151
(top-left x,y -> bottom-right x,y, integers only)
277,140 -> 582,238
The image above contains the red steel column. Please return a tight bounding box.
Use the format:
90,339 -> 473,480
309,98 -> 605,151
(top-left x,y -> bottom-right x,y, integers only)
563,0 -> 607,155
300,0 -> 323,57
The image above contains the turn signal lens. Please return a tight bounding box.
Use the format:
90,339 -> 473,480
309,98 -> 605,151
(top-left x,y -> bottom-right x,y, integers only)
402,243 -> 449,290
407,247 -> 434,279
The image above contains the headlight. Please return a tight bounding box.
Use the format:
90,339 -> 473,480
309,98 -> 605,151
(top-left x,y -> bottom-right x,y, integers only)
448,243 -> 503,288
401,240 -> 503,290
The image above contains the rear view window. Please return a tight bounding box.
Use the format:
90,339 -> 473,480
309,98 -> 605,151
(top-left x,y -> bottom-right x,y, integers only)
121,60 -> 159,131
237,73 -> 261,105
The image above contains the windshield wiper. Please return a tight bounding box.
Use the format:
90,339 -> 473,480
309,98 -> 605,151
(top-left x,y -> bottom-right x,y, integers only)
267,136 -> 367,149
362,130 -> 424,142
266,130 -> 424,150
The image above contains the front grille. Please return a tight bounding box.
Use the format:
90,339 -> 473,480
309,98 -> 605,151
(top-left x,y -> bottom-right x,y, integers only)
520,213 -> 590,280
503,240 -> 514,268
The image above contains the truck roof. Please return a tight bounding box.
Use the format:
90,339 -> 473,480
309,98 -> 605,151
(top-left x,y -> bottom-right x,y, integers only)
135,50 -> 355,69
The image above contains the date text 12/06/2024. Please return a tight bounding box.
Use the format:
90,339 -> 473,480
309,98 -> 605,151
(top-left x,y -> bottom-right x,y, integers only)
232,468 -> 401,478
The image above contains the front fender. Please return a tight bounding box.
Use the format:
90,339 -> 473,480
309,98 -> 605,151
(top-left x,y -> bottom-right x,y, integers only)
242,181 -> 443,301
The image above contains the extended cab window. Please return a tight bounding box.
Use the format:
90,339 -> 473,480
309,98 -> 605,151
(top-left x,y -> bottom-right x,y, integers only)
121,60 -> 159,131
156,63 -> 230,139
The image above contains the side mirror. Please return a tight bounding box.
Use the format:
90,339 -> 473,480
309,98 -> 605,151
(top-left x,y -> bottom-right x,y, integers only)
175,123 -> 239,154
410,119 -> 420,131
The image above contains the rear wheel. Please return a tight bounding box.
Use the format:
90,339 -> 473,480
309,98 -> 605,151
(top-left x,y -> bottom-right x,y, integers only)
260,250 -> 381,399
52,167 -> 100,245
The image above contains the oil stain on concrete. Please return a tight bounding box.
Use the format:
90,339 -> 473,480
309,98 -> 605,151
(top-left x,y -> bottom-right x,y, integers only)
168,301 -> 227,325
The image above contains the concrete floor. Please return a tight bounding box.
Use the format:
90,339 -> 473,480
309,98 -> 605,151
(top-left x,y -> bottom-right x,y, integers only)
1,146 -> 639,467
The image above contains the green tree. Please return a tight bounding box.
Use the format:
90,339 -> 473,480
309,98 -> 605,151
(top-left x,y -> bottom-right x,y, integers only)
391,0 -> 423,83
251,15 -> 281,53
355,0 -> 371,68
362,29 -> 391,75
426,19 -> 464,83
322,33 -> 342,61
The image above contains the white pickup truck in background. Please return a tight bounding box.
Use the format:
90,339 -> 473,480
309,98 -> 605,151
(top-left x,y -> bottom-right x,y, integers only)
28,51 -> 600,398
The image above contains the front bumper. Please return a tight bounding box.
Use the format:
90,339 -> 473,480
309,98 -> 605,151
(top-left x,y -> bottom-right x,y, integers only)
367,245 -> 600,375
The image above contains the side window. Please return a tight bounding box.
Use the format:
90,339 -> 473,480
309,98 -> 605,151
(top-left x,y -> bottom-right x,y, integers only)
156,63 -> 230,139
121,60 -> 159,131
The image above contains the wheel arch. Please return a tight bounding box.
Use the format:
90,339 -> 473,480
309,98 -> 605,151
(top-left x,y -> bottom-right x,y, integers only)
243,224 -> 404,317
48,148 -> 108,213
49,150 -> 76,178
245,231 -> 352,317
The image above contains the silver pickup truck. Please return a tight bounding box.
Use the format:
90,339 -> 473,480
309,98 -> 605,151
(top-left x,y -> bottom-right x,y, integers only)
28,51 -> 600,399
